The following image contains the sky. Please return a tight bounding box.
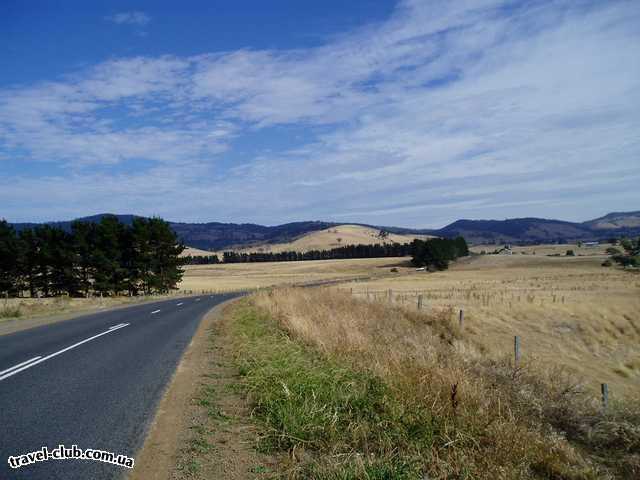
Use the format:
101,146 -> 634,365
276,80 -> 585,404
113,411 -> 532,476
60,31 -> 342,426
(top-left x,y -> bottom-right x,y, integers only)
1,0 -> 639,228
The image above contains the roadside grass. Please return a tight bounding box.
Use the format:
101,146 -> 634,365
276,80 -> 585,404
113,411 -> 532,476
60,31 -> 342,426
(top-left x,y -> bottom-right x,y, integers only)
230,289 -> 640,479
0,305 -> 22,318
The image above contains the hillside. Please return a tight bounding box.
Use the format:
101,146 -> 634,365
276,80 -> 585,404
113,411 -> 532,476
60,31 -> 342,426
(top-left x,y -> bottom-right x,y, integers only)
8,210 -> 640,250
438,217 -> 594,244
583,210 -> 640,230
233,225 -> 431,254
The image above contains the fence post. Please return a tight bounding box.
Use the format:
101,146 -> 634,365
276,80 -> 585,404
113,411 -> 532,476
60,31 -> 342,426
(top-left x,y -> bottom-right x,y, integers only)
459,309 -> 464,330
514,336 -> 521,368
388,289 -> 392,302
417,294 -> 423,310
601,383 -> 609,412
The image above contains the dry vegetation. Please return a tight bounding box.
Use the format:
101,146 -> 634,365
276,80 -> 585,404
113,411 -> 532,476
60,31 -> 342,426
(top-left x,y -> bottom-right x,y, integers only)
179,257 -> 400,292
180,224 -> 431,258
334,254 -> 640,398
236,225 -> 430,254
246,286 -> 639,478
0,294 -> 180,322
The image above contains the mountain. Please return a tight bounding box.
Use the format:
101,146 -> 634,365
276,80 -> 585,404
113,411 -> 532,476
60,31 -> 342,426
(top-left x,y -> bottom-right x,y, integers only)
7,211 -> 640,249
437,218 -> 595,245
582,211 -> 640,230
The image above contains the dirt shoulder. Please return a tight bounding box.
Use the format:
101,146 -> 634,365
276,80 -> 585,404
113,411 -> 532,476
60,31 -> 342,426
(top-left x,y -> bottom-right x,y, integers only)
129,298 -> 274,480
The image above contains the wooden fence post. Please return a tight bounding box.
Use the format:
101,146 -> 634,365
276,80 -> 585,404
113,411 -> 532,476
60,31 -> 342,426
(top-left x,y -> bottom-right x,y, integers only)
417,294 -> 423,310
601,383 -> 609,412
514,336 -> 521,368
459,309 -> 464,330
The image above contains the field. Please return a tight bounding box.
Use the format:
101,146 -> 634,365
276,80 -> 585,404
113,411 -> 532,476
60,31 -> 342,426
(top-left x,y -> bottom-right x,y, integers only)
332,253 -> 640,398
178,256 -> 402,292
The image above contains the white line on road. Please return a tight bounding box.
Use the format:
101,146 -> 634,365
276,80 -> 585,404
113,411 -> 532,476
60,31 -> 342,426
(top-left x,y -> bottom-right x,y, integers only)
176,302 -> 183,306
151,309 -> 161,314
109,323 -> 126,330
195,298 -> 201,302
0,356 -> 42,376
0,324 -> 129,382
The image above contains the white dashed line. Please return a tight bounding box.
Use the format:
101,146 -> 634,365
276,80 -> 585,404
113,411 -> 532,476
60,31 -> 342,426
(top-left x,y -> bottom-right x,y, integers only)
176,302 -> 183,306
195,298 -> 200,302
0,324 -> 129,382
151,309 -> 161,314
109,323 -> 126,330
0,356 -> 42,376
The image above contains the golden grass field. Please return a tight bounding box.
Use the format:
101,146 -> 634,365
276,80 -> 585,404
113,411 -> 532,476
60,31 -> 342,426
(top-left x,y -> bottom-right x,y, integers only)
179,256 -> 400,292
332,253 -> 640,398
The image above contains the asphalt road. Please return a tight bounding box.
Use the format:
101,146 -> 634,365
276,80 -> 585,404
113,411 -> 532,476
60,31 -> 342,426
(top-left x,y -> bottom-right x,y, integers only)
0,293 -> 239,479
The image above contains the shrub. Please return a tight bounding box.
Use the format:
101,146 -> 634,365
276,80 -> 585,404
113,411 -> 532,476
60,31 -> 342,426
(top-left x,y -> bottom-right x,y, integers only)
566,249 -> 576,256
602,259 -> 612,267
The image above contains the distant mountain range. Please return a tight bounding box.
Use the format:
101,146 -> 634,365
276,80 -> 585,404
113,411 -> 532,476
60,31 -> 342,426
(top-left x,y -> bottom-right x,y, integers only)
8,211 -> 640,250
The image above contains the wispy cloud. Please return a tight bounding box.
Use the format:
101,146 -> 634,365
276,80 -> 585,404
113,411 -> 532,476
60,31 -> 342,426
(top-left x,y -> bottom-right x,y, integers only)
105,11 -> 151,27
2,0 -> 639,225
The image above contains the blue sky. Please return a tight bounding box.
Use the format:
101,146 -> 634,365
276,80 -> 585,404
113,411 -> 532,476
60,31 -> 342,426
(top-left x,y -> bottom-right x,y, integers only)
1,0 -> 639,227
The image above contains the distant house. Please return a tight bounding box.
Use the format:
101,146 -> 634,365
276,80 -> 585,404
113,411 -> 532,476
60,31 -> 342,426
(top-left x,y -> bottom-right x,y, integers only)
496,245 -> 513,255
583,241 -> 600,247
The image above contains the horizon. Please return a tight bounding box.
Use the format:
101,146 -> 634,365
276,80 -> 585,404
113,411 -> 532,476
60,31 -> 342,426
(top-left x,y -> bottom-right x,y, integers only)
4,208 -> 638,230
2,1 -> 639,228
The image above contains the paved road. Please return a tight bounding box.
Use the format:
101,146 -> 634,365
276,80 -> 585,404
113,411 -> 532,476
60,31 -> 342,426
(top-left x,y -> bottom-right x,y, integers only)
0,293 -> 239,479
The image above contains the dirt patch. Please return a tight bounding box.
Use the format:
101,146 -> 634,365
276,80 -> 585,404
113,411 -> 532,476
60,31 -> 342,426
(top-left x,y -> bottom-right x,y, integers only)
129,299 -> 275,480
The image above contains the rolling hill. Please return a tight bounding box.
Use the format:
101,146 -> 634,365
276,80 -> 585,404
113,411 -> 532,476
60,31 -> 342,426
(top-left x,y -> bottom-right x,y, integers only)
7,210 -> 640,250
231,225 -> 432,254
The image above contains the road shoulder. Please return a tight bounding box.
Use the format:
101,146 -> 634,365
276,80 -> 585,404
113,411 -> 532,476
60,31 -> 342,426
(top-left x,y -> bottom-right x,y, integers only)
129,298 -> 274,480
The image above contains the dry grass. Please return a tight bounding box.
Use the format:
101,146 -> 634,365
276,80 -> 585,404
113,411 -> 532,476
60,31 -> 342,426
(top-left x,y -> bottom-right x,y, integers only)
0,294 -> 184,322
333,254 -> 640,398
251,287 -> 640,478
470,242 -> 612,256
179,257 -> 402,293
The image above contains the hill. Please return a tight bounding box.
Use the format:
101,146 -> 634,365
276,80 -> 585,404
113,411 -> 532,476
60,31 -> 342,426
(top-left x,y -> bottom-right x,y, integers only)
583,210 -> 640,230
233,224 -> 432,254
8,210 -> 640,250
437,217 -> 594,245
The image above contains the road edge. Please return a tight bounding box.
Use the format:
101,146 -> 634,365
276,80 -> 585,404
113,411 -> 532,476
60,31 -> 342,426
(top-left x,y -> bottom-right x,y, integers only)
126,297 -> 242,480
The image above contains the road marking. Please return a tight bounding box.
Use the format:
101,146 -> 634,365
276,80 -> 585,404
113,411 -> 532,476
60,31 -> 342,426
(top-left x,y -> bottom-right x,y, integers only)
109,323 -> 126,330
0,324 -> 129,382
151,309 -> 161,314
176,302 -> 183,306
0,356 -> 42,376
195,298 -> 200,302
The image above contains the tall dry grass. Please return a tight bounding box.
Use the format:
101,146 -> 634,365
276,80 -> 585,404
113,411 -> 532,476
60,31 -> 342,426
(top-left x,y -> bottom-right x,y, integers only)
253,287 -> 639,478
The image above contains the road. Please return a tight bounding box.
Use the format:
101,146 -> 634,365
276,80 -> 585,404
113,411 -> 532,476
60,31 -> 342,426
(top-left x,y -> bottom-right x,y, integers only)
0,293 -> 239,479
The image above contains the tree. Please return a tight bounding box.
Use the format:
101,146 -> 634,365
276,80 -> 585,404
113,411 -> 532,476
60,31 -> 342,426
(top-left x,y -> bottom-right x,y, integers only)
411,237 -> 468,271
0,220 -> 20,295
612,237 -> 640,268
72,221 -> 98,297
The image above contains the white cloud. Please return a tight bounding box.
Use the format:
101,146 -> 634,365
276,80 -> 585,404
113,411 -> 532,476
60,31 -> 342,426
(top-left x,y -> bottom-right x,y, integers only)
2,0 -> 640,225
105,11 -> 151,26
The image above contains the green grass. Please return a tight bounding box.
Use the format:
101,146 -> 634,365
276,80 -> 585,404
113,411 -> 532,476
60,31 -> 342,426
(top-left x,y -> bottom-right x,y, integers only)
229,301 -> 435,479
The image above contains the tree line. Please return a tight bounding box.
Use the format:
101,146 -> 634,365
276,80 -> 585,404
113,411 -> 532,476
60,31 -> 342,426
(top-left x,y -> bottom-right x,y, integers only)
0,216 -> 184,297
182,237 -> 469,270
181,242 -> 414,265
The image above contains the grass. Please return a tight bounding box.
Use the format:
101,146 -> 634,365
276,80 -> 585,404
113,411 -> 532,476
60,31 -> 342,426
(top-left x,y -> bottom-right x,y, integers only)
231,287 -> 640,479
179,256 -> 403,293
0,305 -> 22,318
334,254 -> 640,398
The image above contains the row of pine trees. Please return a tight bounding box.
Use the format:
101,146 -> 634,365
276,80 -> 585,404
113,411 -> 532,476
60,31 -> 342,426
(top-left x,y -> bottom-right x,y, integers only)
0,216 -> 184,297
182,237 -> 469,269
